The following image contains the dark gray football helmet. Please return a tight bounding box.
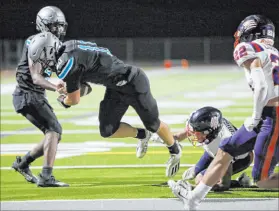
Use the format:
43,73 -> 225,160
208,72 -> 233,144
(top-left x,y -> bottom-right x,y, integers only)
36,6 -> 68,40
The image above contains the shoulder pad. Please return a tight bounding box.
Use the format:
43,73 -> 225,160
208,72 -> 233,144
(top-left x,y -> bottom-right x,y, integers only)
233,42 -> 264,67
25,35 -> 35,47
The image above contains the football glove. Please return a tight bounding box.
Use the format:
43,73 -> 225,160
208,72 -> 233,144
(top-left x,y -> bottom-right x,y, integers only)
57,94 -> 71,109
166,141 -> 182,178
182,166 -> 196,180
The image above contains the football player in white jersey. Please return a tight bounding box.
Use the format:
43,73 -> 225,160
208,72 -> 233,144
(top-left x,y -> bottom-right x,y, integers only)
168,15 -> 279,210
150,106 -> 253,191
177,107 -> 253,191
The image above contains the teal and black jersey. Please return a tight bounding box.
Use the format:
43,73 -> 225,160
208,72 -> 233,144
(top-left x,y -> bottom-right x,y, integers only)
16,35 -> 52,94
56,40 -> 136,93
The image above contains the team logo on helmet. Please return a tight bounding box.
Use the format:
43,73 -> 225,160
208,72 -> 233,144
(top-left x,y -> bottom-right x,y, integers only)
210,116 -> 220,130
240,19 -> 257,32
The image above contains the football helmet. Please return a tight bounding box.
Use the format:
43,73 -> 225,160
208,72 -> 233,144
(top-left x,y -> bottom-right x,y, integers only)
234,14 -> 275,48
186,106 -> 223,146
36,6 -> 68,40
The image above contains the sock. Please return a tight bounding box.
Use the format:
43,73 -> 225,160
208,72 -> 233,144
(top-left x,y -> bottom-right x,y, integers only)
18,151 -> 35,169
42,166 -> 53,179
135,128 -> 146,139
191,181 -> 212,201
167,141 -> 180,154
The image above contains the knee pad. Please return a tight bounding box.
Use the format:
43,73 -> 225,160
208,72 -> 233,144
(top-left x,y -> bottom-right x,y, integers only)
54,122 -> 62,135
99,123 -> 119,138
144,118 -> 160,133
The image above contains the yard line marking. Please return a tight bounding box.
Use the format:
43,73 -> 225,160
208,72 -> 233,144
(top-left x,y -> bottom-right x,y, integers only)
0,150 -> 203,157
0,116 -> 247,126
1,129 -> 101,135
1,163 -> 276,170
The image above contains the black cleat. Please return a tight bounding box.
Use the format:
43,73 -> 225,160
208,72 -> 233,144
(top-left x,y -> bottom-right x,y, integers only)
12,156 -> 38,184
37,174 -> 69,187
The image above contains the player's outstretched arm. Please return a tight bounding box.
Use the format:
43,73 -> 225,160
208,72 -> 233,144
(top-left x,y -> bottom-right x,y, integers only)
28,57 -> 57,92
173,130 -> 188,142
243,58 -> 268,131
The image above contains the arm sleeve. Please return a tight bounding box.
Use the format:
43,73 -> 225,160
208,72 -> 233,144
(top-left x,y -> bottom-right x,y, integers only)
64,69 -> 82,93
250,67 -> 268,119
194,151 -> 213,175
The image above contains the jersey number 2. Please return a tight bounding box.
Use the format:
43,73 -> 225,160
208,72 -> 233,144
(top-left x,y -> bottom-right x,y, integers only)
270,54 -> 279,85
234,46 -> 247,61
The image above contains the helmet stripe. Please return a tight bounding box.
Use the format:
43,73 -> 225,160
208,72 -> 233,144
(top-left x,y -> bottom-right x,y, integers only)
58,57 -> 74,79
250,42 -> 264,52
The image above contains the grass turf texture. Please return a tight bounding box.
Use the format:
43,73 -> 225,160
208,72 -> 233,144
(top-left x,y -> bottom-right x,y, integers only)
1,69 -> 278,201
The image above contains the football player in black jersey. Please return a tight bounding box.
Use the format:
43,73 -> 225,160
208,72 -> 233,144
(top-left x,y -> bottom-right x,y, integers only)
12,6 -> 69,187
27,32 -> 182,178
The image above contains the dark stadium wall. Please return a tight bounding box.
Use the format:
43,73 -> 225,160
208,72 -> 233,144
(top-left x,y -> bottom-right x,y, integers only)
1,0 -> 279,39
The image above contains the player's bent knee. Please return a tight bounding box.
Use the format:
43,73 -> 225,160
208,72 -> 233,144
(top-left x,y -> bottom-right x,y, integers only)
99,124 -> 119,138
144,118 -> 160,133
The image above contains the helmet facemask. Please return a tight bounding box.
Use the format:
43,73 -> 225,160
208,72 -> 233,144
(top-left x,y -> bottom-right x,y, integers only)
48,21 -> 68,40
185,120 -> 208,147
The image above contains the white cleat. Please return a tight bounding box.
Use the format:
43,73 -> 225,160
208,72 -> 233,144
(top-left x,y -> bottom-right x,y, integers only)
149,133 -> 164,144
166,141 -> 182,177
136,130 -> 152,158
168,180 -> 199,210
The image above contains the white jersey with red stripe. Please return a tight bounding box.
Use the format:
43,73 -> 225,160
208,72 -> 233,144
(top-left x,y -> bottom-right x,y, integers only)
233,40 -> 279,102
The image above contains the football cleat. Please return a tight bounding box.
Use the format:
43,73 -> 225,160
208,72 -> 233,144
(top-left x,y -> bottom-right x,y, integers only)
168,180 -> 199,210
37,174 -> 69,187
12,156 -> 38,184
136,130 -> 152,158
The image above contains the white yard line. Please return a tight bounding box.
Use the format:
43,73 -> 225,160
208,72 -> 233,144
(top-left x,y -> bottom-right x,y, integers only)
1,198 -> 277,211
2,163 -> 277,170
0,116 -> 246,126
1,129 -> 101,135
1,164 -> 195,170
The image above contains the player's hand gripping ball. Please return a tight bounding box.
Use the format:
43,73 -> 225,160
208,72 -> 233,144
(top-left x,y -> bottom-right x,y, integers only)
57,94 -> 71,109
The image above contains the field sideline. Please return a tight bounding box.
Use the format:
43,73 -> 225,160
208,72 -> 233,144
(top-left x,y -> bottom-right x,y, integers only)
1,66 -> 278,204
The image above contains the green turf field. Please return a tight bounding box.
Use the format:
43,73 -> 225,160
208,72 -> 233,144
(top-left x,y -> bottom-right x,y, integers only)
1,68 -> 278,201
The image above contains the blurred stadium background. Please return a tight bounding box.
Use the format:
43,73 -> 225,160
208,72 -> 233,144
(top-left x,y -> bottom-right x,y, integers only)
1,0 -> 278,208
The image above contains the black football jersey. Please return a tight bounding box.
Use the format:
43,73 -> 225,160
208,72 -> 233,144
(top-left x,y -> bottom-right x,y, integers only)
56,40 -> 136,93
16,35 -> 52,94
